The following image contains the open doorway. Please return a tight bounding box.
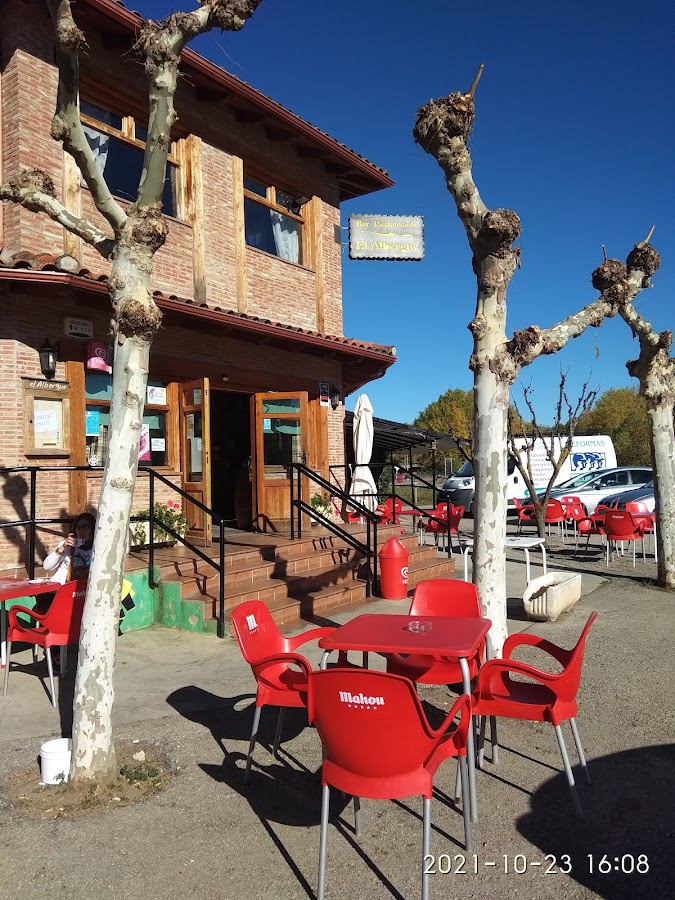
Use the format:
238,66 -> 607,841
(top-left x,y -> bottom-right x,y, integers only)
210,391 -> 252,529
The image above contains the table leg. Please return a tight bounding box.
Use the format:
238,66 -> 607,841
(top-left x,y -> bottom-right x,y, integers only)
463,548 -> 470,582
459,656 -> 478,823
320,650 -> 332,671
541,543 -> 547,575
524,548 -> 531,584
0,602 -> 6,668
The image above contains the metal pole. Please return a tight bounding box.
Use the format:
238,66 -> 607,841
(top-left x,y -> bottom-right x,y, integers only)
218,519 -> 225,639
28,468 -> 37,578
290,466 -> 295,540
432,447 -> 437,507
297,465 -> 303,539
149,470 -> 155,587
409,446 -> 415,508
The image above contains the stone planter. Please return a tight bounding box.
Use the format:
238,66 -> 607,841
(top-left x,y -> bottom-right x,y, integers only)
523,571 -> 582,622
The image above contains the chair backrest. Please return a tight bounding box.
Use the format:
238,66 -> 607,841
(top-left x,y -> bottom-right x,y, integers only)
560,495 -> 582,505
231,600 -> 283,666
603,509 -> 641,539
625,500 -> 651,516
43,579 -> 88,643
555,612 -> 599,702
545,498 -> 566,520
409,579 -> 481,619
564,501 -> 586,522
448,506 -> 464,530
308,669 -> 437,778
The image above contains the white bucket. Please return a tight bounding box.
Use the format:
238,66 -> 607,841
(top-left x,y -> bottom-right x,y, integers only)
40,738 -> 72,785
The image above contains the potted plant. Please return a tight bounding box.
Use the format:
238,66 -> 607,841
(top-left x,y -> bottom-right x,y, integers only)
310,492 -> 337,523
130,500 -> 189,548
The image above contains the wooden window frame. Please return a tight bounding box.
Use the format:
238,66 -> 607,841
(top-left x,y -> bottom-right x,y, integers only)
79,99 -> 184,220
23,378 -> 72,458
243,168 -> 309,267
84,377 -> 179,474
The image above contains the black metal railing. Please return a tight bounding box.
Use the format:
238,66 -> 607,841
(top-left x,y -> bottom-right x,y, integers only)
290,464 -> 382,596
0,465 -> 228,638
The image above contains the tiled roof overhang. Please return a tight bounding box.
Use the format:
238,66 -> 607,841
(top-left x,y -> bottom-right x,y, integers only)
77,0 -> 394,201
0,266 -> 397,395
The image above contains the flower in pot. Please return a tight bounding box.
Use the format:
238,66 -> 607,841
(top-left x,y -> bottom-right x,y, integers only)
310,492 -> 336,522
131,500 -> 189,547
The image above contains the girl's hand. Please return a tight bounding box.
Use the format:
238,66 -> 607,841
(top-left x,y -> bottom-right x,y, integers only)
63,533 -> 76,550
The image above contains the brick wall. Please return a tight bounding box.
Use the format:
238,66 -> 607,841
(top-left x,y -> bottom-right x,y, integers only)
1,0 -> 347,338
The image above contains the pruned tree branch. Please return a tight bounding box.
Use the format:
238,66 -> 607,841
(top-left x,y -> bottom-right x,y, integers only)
134,1 -> 262,212
46,0 -> 127,235
0,171 -> 115,256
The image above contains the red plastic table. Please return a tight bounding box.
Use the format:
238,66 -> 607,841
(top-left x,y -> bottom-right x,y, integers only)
0,579 -> 60,668
319,613 -> 492,823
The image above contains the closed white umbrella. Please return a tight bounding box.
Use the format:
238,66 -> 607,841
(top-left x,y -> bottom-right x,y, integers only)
349,394 -> 378,513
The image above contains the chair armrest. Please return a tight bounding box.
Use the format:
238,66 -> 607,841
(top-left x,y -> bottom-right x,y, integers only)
286,626 -> 336,651
426,694 -> 472,764
7,604 -> 47,629
502,631 -> 572,667
253,652 -> 312,678
476,658 -> 561,700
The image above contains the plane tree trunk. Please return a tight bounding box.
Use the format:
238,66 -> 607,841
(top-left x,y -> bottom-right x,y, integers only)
0,0 -> 262,783
413,76 -> 659,654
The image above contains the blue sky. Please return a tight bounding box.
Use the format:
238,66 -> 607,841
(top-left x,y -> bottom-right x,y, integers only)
136,0 -> 675,425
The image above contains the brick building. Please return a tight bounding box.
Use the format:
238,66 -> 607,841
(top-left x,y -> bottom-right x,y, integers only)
0,0 -> 396,573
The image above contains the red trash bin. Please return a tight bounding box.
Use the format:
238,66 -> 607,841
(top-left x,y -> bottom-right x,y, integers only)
378,537 -> 409,600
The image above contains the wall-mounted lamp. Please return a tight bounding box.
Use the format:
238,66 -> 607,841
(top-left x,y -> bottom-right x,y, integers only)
221,374 -> 230,382
329,385 -> 341,411
39,338 -> 58,380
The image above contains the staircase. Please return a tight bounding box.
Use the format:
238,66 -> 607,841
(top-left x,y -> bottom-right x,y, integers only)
152,524 -> 456,633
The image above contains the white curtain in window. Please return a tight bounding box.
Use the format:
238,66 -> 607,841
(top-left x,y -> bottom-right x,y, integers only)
270,211 -> 300,263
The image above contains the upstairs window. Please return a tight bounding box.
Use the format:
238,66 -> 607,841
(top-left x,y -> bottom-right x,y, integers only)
243,175 -> 306,265
80,100 -> 178,218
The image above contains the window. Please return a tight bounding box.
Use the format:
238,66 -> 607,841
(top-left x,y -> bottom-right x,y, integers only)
243,175 -> 305,265
80,100 -> 178,217
85,373 -> 170,469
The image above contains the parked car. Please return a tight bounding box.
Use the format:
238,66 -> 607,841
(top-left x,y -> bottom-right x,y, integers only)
549,466 -> 653,515
602,479 -> 655,512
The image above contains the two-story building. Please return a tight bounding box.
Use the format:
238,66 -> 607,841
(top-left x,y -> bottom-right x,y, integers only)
0,0 -> 396,574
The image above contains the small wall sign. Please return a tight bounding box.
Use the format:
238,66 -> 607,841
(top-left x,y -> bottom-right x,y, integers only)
64,317 -> 94,339
319,382 -> 330,407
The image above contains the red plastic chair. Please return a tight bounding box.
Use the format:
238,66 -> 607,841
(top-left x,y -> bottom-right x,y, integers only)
544,498 -> 567,538
386,580 -> 486,685
625,501 -> 657,563
308,669 -> 473,900
231,600 -> 336,784
473,612 -> 599,818
375,497 -> 403,525
513,497 -> 536,534
423,504 -> 464,553
2,579 -> 87,707
602,509 -> 647,566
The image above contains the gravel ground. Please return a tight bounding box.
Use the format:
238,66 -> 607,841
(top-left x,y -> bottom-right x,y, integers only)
0,540 -> 672,900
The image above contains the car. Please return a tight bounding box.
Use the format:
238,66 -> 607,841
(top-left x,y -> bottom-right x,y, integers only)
549,466 -> 653,515
602,479 -> 655,512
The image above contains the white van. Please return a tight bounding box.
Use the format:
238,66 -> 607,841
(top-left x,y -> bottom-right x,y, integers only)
438,435 -> 616,514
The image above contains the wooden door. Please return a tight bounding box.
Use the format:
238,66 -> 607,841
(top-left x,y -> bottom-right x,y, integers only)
251,392 -> 309,531
180,378 -> 211,546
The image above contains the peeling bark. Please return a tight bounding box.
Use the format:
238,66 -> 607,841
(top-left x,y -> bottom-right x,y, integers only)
414,79 -> 659,654
1,0 -> 264,784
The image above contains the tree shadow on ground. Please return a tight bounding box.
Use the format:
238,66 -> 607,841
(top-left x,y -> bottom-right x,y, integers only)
517,744 -> 675,898
166,685 -> 308,756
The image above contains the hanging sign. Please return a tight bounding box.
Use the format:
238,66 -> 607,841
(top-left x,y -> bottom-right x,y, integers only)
86,341 -> 113,373
348,214 -> 424,260
319,382 -> 330,407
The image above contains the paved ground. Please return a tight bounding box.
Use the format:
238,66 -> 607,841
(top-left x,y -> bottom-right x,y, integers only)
1,536 -> 673,900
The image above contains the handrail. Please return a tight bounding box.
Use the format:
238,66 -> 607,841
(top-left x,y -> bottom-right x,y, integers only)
0,465 -> 228,638
289,463 -> 379,596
